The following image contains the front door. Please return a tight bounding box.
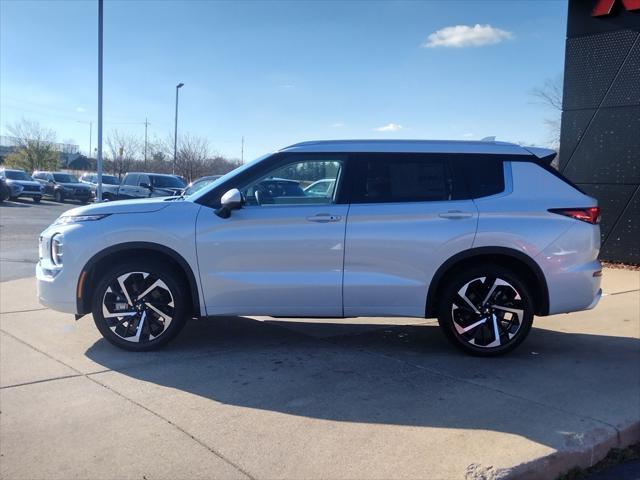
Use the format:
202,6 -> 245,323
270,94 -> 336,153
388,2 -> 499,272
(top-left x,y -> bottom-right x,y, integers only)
195,155 -> 348,317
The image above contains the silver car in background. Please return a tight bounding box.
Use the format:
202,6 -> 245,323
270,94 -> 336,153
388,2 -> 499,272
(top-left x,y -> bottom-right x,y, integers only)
36,140 -> 601,356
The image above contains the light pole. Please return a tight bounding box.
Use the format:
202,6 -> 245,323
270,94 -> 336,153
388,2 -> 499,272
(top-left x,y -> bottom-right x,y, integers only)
96,0 -> 104,202
173,82 -> 184,174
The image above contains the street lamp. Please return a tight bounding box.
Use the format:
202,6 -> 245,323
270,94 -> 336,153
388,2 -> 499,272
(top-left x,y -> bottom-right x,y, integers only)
173,82 -> 184,174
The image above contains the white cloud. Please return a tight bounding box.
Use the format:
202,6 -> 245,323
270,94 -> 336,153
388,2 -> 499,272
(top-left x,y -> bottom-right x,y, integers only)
374,123 -> 403,132
331,122 -> 344,128
422,24 -> 513,48
75,106 -> 86,112
461,132 -> 475,139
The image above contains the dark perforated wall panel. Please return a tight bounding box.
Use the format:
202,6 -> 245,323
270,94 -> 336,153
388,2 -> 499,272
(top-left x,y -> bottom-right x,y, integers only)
560,0 -> 640,263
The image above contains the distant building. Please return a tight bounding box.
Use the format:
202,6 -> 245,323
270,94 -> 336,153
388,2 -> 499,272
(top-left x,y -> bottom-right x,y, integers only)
0,135 -> 90,170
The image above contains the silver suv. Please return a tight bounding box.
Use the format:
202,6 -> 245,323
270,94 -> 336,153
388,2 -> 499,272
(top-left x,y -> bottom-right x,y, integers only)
36,140 -> 602,356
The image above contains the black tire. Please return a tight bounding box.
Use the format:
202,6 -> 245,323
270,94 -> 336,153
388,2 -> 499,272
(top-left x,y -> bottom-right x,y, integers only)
33,196 -> 42,203
54,190 -> 64,203
437,265 -> 534,356
91,260 -> 189,351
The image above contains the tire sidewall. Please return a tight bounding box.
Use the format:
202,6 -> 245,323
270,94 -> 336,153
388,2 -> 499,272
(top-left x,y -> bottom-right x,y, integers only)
54,190 -> 64,203
92,261 -> 189,351
437,265 -> 534,356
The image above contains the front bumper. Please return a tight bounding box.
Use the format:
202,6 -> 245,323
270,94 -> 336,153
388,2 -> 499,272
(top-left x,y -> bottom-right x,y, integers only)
36,261 -> 78,314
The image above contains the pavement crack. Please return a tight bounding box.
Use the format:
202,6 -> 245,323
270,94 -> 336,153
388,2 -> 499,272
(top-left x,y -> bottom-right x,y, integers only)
1,307 -> 48,314
0,327 -> 256,480
87,374 -> 257,480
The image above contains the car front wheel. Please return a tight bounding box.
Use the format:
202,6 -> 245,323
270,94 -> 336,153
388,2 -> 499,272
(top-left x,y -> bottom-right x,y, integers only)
54,190 -> 64,203
437,265 -> 534,356
92,261 -> 189,351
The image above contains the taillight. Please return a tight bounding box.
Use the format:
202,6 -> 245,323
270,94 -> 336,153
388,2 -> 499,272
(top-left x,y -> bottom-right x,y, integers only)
549,207 -> 600,224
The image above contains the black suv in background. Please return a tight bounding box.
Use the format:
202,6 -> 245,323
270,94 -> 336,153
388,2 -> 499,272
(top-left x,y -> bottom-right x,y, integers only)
33,171 -> 92,203
115,172 -> 185,200
80,173 -> 121,201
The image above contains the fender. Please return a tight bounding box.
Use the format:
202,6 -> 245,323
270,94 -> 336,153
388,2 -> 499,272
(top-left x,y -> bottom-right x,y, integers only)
76,241 -> 201,317
425,246 -> 550,317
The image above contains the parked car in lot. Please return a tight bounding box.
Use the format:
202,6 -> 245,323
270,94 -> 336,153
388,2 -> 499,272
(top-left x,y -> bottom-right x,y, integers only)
1,177 -> 16,202
80,173 -> 121,201
304,178 -> 336,197
37,140 -> 602,356
0,168 -> 44,202
184,175 -> 222,195
113,172 -> 185,200
33,171 -> 92,203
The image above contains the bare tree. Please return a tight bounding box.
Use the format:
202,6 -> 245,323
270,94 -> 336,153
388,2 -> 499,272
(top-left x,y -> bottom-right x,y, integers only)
530,75 -> 563,154
4,119 -> 59,172
175,135 -> 210,182
106,130 -> 140,178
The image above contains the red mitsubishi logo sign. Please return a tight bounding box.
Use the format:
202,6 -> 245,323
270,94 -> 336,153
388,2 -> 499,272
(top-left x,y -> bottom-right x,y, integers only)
592,0 -> 640,16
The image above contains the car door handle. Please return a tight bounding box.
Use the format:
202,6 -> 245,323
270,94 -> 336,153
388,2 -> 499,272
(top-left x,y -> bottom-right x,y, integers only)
438,210 -> 474,219
307,213 -> 342,223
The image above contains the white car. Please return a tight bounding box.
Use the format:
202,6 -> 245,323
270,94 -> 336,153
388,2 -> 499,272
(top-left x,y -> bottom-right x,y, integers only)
37,140 -> 602,355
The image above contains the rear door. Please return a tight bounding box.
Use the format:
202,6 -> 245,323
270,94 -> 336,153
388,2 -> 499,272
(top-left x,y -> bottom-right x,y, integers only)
343,153 -> 478,317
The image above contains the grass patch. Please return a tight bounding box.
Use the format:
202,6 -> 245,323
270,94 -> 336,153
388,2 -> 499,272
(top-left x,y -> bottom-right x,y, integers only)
557,444 -> 640,480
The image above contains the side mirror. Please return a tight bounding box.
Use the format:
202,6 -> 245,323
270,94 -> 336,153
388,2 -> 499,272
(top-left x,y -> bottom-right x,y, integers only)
215,188 -> 242,218
140,182 -> 152,190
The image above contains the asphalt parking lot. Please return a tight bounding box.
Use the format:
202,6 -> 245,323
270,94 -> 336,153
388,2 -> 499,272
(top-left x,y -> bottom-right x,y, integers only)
0,200 -> 638,480
0,197 -> 76,281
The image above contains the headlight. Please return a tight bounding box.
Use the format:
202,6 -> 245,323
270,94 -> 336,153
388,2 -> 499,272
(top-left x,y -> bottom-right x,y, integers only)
51,234 -> 63,266
53,214 -> 110,226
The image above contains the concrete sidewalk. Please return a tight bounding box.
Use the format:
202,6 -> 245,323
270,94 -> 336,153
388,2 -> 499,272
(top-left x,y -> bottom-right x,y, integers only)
1,269 -> 638,480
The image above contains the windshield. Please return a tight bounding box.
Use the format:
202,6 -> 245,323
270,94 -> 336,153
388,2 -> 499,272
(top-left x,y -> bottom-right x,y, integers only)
186,153 -> 272,200
151,175 -> 185,188
53,173 -> 78,183
4,170 -> 32,181
186,177 -> 218,195
102,175 -> 119,185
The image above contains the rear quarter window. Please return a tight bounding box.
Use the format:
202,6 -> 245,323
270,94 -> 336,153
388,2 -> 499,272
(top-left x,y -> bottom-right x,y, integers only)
451,155 -> 506,199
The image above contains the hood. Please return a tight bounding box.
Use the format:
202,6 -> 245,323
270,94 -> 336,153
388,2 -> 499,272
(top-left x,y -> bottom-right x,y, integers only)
59,182 -> 91,189
63,197 -> 173,216
155,187 -> 184,195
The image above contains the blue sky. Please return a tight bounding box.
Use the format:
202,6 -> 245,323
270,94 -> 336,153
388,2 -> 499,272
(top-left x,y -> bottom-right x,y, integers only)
1,0 -> 568,161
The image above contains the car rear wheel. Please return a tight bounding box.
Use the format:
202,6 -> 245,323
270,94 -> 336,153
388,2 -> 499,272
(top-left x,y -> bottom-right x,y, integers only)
91,261 -> 189,351
54,190 -> 64,203
437,265 -> 534,356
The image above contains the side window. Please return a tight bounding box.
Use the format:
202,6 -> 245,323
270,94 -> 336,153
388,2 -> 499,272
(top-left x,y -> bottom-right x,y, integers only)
451,156 -> 505,199
352,154 -> 452,204
123,174 -> 138,186
138,174 -> 150,186
47,174 -> 54,182
241,158 -> 343,206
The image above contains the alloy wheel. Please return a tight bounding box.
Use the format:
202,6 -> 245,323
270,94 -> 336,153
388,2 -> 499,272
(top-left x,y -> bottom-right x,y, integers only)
101,271 -> 175,343
450,276 -> 525,349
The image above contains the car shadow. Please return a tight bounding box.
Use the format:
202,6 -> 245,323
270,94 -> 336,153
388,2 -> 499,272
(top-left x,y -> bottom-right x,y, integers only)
85,316 -> 639,450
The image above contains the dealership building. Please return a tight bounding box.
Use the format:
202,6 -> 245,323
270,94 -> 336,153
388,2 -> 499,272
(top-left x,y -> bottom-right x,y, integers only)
560,0 -> 639,263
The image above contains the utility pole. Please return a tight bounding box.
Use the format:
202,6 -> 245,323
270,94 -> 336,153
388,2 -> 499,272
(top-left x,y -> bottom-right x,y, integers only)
143,117 -> 150,168
241,136 -> 244,163
173,83 -> 184,175
96,0 -> 104,202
